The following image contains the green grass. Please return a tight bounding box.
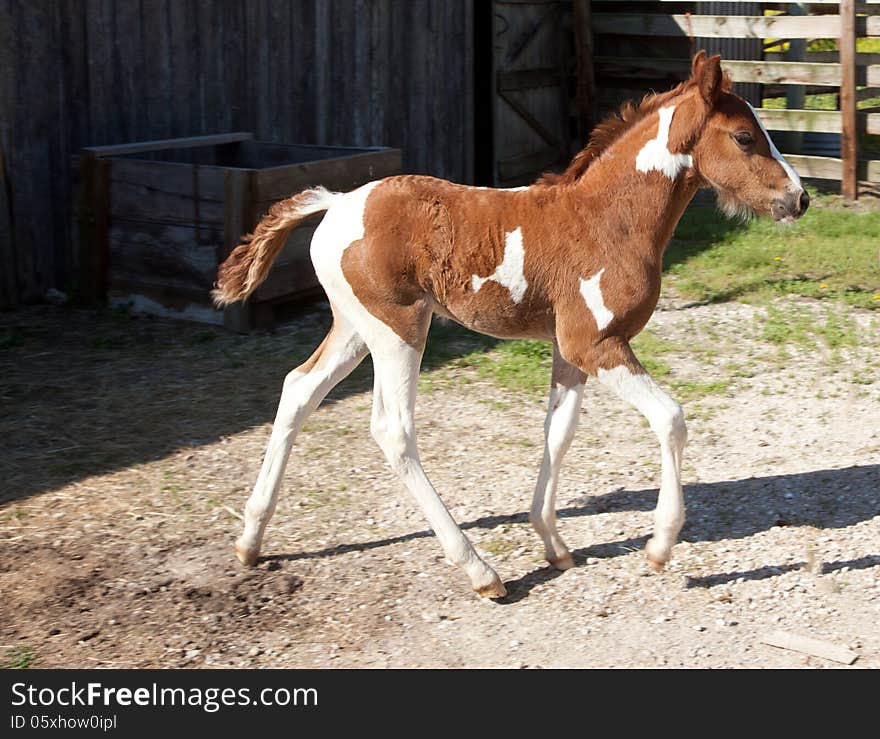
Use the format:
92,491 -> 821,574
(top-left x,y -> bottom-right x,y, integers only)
448,339 -> 553,395
757,304 -> 862,369
668,379 -> 731,402
631,329 -> 674,376
666,195 -> 880,309
1,646 -> 37,669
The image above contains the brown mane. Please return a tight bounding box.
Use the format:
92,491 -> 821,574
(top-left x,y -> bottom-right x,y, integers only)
536,78 -> 707,187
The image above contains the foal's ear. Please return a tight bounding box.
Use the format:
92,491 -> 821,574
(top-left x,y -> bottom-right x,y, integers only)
695,53 -> 723,106
690,50 -> 708,77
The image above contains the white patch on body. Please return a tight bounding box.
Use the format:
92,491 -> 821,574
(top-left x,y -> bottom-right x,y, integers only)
471,226 -> 528,304
578,268 -> 614,330
635,105 -> 693,180
746,102 -> 802,189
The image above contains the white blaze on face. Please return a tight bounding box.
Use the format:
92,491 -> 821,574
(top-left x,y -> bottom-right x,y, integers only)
472,226 -> 528,304
746,102 -> 802,189
635,105 -> 694,180
579,268 -> 614,331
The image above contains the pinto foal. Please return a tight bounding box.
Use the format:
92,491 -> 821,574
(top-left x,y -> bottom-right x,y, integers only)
213,53 -> 808,598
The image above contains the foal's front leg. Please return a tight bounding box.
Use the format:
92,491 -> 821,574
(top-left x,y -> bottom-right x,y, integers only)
591,339 -> 687,569
531,344 -> 586,569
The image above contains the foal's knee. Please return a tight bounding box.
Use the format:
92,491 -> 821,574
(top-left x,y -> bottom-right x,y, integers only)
652,401 -> 687,449
370,414 -> 412,470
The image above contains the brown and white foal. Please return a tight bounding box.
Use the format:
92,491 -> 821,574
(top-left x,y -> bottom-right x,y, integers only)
213,52 -> 808,598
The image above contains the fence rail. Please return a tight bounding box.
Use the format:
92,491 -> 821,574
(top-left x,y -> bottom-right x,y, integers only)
593,13 -> 879,38
591,0 -> 879,198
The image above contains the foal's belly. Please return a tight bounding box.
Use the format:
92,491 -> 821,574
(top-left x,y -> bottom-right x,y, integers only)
431,293 -> 556,342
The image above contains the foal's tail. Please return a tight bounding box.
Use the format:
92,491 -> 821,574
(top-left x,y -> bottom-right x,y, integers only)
211,186 -> 340,307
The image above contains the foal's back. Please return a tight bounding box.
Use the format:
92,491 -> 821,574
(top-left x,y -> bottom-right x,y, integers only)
333,175 -> 614,343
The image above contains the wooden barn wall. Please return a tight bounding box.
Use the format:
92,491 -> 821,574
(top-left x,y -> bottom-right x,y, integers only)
0,0 -> 474,306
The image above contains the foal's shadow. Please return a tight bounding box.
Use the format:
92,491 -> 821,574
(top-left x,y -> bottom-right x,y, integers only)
266,463 -> 879,602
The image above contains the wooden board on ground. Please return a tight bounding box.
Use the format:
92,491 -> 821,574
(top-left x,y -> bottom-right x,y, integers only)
760,630 -> 859,665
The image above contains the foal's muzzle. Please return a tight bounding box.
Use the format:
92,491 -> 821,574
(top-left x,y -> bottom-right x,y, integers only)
771,188 -> 809,223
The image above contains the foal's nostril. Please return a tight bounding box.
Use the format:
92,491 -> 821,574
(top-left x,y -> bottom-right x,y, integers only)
799,189 -> 810,214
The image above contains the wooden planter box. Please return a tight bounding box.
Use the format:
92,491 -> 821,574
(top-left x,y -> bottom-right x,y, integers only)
74,133 -> 401,330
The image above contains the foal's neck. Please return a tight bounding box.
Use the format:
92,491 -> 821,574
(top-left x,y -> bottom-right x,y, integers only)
573,103 -> 703,266
579,159 -> 699,267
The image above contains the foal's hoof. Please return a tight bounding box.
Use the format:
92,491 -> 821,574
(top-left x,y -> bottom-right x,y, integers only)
646,555 -> 666,573
548,553 -> 575,571
234,541 -> 259,567
474,577 -> 507,599
645,538 -> 670,572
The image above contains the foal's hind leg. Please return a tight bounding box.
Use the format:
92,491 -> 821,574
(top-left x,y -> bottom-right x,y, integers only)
235,317 -> 367,566
368,326 -> 507,599
531,345 -> 586,570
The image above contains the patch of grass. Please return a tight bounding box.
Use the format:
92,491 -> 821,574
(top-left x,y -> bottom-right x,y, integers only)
757,305 -> 860,355
667,198 -> 880,310
1,646 -> 37,669
480,536 -> 519,557
447,339 -> 553,394
725,361 -> 758,379
479,398 -> 510,411
632,329 -> 675,376
820,310 -> 859,349
300,488 -> 349,510
760,306 -> 817,349
669,379 -> 731,401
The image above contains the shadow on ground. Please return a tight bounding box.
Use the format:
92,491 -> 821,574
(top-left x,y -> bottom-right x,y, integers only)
0,304 -> 497,506
1,203 -> 745,506
264,463 -> 879,602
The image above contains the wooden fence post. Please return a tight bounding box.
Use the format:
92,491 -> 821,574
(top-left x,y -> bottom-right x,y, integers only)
840,0 -> 858,200
573,0 -> 595,142
77,153 -> 111,304
0,143 -> 17,308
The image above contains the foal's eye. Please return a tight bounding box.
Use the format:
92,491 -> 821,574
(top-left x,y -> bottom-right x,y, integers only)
733,131 -> 755,148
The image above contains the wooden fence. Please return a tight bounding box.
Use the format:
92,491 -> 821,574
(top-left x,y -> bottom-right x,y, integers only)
591,0 -> 880,199
0,0 -> 475,308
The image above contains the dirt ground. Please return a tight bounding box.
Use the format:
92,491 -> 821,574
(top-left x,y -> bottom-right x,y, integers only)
1,297 -> 878,669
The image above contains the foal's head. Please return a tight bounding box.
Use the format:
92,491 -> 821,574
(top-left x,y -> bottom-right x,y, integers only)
686,51 -> 809,223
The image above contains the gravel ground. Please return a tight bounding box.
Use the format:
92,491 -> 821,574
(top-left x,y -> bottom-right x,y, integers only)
1,298 -> 878,669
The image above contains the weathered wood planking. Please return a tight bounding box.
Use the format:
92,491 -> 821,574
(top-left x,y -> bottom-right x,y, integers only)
592,13 -> 880,39
765,51 -> 880,66
76,136 -> 402,330
756,108 -> 880,136
0,1 -> 474,305
594,57 -> 880,87
252,150 -> 403,202
841,0 -> 859,200
785,153 -> 880,182
108,221 -> 223,293
107,161 -> 227,226
0,143 -> 16,308
600,0 -> 880,5
760,631 -> 858,665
